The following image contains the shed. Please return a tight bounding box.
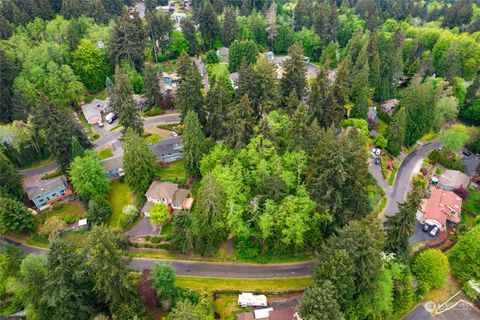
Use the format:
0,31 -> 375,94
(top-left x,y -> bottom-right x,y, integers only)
78,219 -> 88,228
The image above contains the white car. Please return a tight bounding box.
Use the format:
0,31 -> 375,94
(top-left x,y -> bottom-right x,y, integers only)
96,120 -> 104,128
429,226 -> 439,237
371,148 -> 377,156
105,112 -> 116,124
376,149 -> 381,156
171,131 -> 178,137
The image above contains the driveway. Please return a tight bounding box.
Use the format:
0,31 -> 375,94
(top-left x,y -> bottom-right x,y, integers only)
370,141 -> 441,220
129,216 -> 158,237
461,153 -> 480,176
408,223 -> 439,245
94,113 -> 180,150
21,162 -> 60,187
0,236 -> 314,278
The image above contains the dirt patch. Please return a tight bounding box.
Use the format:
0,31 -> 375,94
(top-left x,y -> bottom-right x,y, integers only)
220,238 -> 234,256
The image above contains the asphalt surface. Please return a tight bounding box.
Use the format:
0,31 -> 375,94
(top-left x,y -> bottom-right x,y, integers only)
0,237 -> 315,278
20,162 -> 59,178
408,223 -> 439,245
94,114 -> 180,150
371,141 -> 441,219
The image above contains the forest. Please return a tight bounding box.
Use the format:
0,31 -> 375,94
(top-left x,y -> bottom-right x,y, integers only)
1,0 -> 480,319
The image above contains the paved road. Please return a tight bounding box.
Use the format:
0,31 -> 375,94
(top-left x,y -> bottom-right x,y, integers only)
370,141 -> 441,219
20,162 -> 59,178
0,237 -> 314,278
94,114 -> 180,150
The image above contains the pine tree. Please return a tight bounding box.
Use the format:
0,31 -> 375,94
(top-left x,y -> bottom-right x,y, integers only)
350,61 -> 370,119
183,111 -> 206,178
0,155 -> 23,201
308,70 -> 341,128
281,44 -> 307,99
266,2 -> 277,49
33,97 -> 90,170
332,58 -> 350,109
385,107 -> 407,156
299,280 -> 343,320
206,76 -> 234,140
176,60 -> 205,125
367,32 -> 381,88
180,17 -> 198,56
223,6 -> 238,47
198,1 -> 220,49
237,59 -> 256,101
123,128 -> 157,194
146,10 -> 173,56
224,94 -> 255,149
289,102 -> 309,151
293,0 -> 314,31
384,185 -> 425,258
252,57 -> 279,116
284,89 -> 300,116
71,136 -> 85,159
0,196 -> 36,234
315,0 -> 338,48
110,67 -> 144,135
143,63 -> 162,108
0,50 -> 16,122
176,52 -> 193,81
109,14 -> 146,71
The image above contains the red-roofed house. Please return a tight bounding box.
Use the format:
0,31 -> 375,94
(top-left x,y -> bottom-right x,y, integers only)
419,188 -> 462,230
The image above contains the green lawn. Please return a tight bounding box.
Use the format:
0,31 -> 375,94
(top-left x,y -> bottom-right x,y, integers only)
161,221 -> 173,240
144,133 -> 163,145
176,276 -> 312,292
97,147 -> 113,160
42,201 -> 86,222
159,160 -> 186,180
107,179 -> 136,227
207,63 -> 229,79
215,294 -> 244,320
388,164 -> 399,186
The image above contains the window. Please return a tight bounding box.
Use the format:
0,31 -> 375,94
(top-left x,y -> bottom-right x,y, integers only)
39,198 -> 45,203
52,193 -> 57,197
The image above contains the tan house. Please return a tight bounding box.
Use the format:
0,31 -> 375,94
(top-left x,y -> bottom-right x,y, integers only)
438,169 -> 470,191
143,181 -> 194,216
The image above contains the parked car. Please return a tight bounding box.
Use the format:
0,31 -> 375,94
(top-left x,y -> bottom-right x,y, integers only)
375,157 -> 381,165
96,120 -> 104,128
422,223 -> 430,232
376,149 -> 381,156
105,112 -> 116,124
429,226 -> 439,237
371,147 -> 377,157
463,149 -> 472,157
171,131 -> 178,137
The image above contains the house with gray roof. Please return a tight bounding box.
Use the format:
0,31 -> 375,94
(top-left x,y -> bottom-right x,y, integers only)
101,156 -> 124,180
148,136 -> 183,163
25,176 -> 74,210
143,181 -> 194,215
81,98 -> 109,124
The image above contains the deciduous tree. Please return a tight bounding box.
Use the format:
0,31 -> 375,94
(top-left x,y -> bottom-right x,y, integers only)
149,202 -> 170,227
0,196 -> 36,234
150,263 -> 176,299
72,39 -> 110,92
69,150 -> 110,200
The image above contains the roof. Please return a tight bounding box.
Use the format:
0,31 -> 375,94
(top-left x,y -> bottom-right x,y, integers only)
81,99 -> 109,124
148,136 -> 183,159
254,308 -> 274,319
269,308 -> 296,320
101,156 -> 123,172
145,181 -> 179,200
182,197 -> 194,210
172,188 -> 189,207
421,188 -> 462,227
25,176 -> 67,200
78,219 -> 88,227
381,99 -> 399,115
439,169 -> 470,189
236,313 -> 255,320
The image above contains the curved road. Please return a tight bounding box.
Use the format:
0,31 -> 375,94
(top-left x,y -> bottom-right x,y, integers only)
370,141 -> 441,219
94,114 -> 181,150
0,236 -> 314,278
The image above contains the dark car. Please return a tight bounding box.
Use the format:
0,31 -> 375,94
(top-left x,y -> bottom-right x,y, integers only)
463,149 -> 472,157
375,157 -> 381,165
422,223 -> 430,232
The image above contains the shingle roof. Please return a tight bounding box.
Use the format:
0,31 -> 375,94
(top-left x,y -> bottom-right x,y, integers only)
148,136 -> 183,158
145,181 -> 179,200
101,156 -> 123,172
439,169 -> 470,189
421,188 -> 462,227
25,176 -> 67,200
172,189 -> 189,207
81,99 -> 109,124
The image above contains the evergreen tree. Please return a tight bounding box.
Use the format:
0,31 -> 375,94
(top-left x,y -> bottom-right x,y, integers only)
177,60 -> 206,125
237,59 -> 256,102
180,17 -> 198,56
0,155 -> 23,200
403,77 -> 437,147
205,76 -> 234,140
252,57 -> 280,116
87,197 -> 112,226
143,63 -> 162,108
385,107 -> 407,156
33,97 -> 90,170
176,52 -> 193,81
306,129 -> 370,227
284,89 -> 300,116
228,40 -> 259,73
0,50 -> 17,122
315,0 -> 338,48
281,44 -> 306,99
183,111 -> 206,178
332,58 -> 350,109
224,94 -> 255,150
108,14 -> 146,71
171,210 -> 195,253
223,6 -> 238,47
374,31 -> 404,101
299,280 -> 343,320
308,70 -> 341,128
71,136 -> 85,159
0,196 -> 36,234
384,185 -> 425,258
198,1 -> 220,49
293,0 -> 313,31
110,67 -> 144,135
367,32 -> 381,89
84,226 -> 136,313
146,10 -> 174,57
289,101 -> 309,151
350,60 -> 370,119
123,128 -> 157,194
40,236 -> 94,320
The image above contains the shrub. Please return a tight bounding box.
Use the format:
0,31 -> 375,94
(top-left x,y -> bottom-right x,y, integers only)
121,204 -> 138,227
64,214 -> 75,225
412,249 -> 449,293
145,235 -> 151,241
429,150 -> 465,171
151,236 -> 161,243
39,216 -> 66,236
205,50 -> 219,64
